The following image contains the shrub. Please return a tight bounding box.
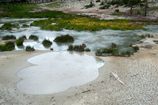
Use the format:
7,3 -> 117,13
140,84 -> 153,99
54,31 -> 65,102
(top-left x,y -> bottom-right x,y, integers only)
120,52 -> 126,57
22,24 -> 29,28
100,1 -> 104,5
145,34 -> 154,38
67,43 -> 89,52
95,48 -> 119,56
16,38 -> 24,46
0,23 -> 12,30
133,46 -> 139,52
29,35 -> 38,41
139,35 -> 145,39
20,35 -> 27,39
107,2 -> 111,5
85,48 -> 91,52
0,45 -> 6,51
115,9 -> 119,13
2,35 -> 16,40
25,46 -> 35,52
85,2 -> 94,8
111,43 -> 117,49
11,23 -> 20,28
126,51 -> 131,57
129,43 -> 132,47
115,5 -> 119,8
120,51 -> 131,57
112,50 -> 119,56
0,23 -> 20,30
0,41 -> 15,51
54,34 -> 74,43
96,0 -> 100,2
42,39 -> 52,47
140,3 -> 145,7
99,5 -> 110,9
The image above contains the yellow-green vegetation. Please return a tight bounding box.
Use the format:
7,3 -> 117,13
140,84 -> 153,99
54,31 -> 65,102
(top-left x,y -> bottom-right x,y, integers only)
0,4 -> 39,12
31,17 -> 146,31
45,2 -> 63,8
0,41 -> 15,51
54,34 -> 74,43
16,38 -> 24,46
42,39 -> 52,47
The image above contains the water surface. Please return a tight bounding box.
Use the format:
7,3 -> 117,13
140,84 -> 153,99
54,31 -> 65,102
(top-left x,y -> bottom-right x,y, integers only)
17,51 -> 104,94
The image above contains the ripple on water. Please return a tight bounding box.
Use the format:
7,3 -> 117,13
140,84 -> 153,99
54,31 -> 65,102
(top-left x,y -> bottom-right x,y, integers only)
17,51 -> 104,94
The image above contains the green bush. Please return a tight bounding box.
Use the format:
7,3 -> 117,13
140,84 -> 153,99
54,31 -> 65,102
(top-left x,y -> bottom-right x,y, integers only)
95,48 -> 119,56
0,23 -> 12,30
11,23 -> 20,28
126,51 -> 131,57
145,34 -> 154,38
100,1 -> 104,5
120,51 -> 131,57
25,46 -> 35,52
0,23 -> 19,30
115,9 -> 119,13
67,43 -> 89,52
96,0 -> 100,2
54,34 -> 74,43
111,43 -> 117,49
139,35 -> 145,39
29,35 -> 38,41
85,2 -> 94,9
99,5 -> 110,9
0,41 -> 15,51
85,48 -> 91,52
133,46 -> 139,52
2,35 -> 16,40
20,35 -> 27,39
42,39 -> 52,47
16,38 -> 24,46
22,24 -> 29,28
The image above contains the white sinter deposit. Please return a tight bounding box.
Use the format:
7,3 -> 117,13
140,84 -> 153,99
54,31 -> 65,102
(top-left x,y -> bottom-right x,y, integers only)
17,51 -> 104,94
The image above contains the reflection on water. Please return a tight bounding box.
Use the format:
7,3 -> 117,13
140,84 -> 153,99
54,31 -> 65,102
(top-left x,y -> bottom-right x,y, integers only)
17,51 -> 104,94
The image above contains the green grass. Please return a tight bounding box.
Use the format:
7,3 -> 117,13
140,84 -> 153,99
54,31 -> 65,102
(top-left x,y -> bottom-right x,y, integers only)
0,4 -> 40,12
148,6 -> 158,11
45,2 -> 63,8
111,12 -> 123,16
0,41 -> 15,51
30,17 -> 147,31
0,11 -> 71,18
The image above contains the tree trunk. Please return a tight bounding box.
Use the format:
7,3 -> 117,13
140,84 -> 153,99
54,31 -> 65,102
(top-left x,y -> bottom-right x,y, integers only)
7,0 -> 10,9
130,4 -> 133,15
144,1 -> 148,16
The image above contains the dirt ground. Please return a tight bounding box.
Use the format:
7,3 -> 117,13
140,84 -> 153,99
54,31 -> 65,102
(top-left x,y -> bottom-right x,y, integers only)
35,1 -> 158,20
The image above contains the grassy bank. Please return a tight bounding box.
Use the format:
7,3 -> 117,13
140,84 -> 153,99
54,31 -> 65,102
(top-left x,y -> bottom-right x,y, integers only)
45,2 -> 63,8
30,17 -> 146,31
0,4 -> 39,12
0,11 -> 71,18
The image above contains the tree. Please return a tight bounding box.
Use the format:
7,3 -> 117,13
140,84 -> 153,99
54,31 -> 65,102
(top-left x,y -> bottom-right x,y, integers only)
123,0 -> 141,15
144,0 -> 148,16
7,0 -> 10,9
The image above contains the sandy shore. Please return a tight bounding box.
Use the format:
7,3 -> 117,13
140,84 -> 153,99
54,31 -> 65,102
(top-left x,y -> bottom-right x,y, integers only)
0,36 -> 158,104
